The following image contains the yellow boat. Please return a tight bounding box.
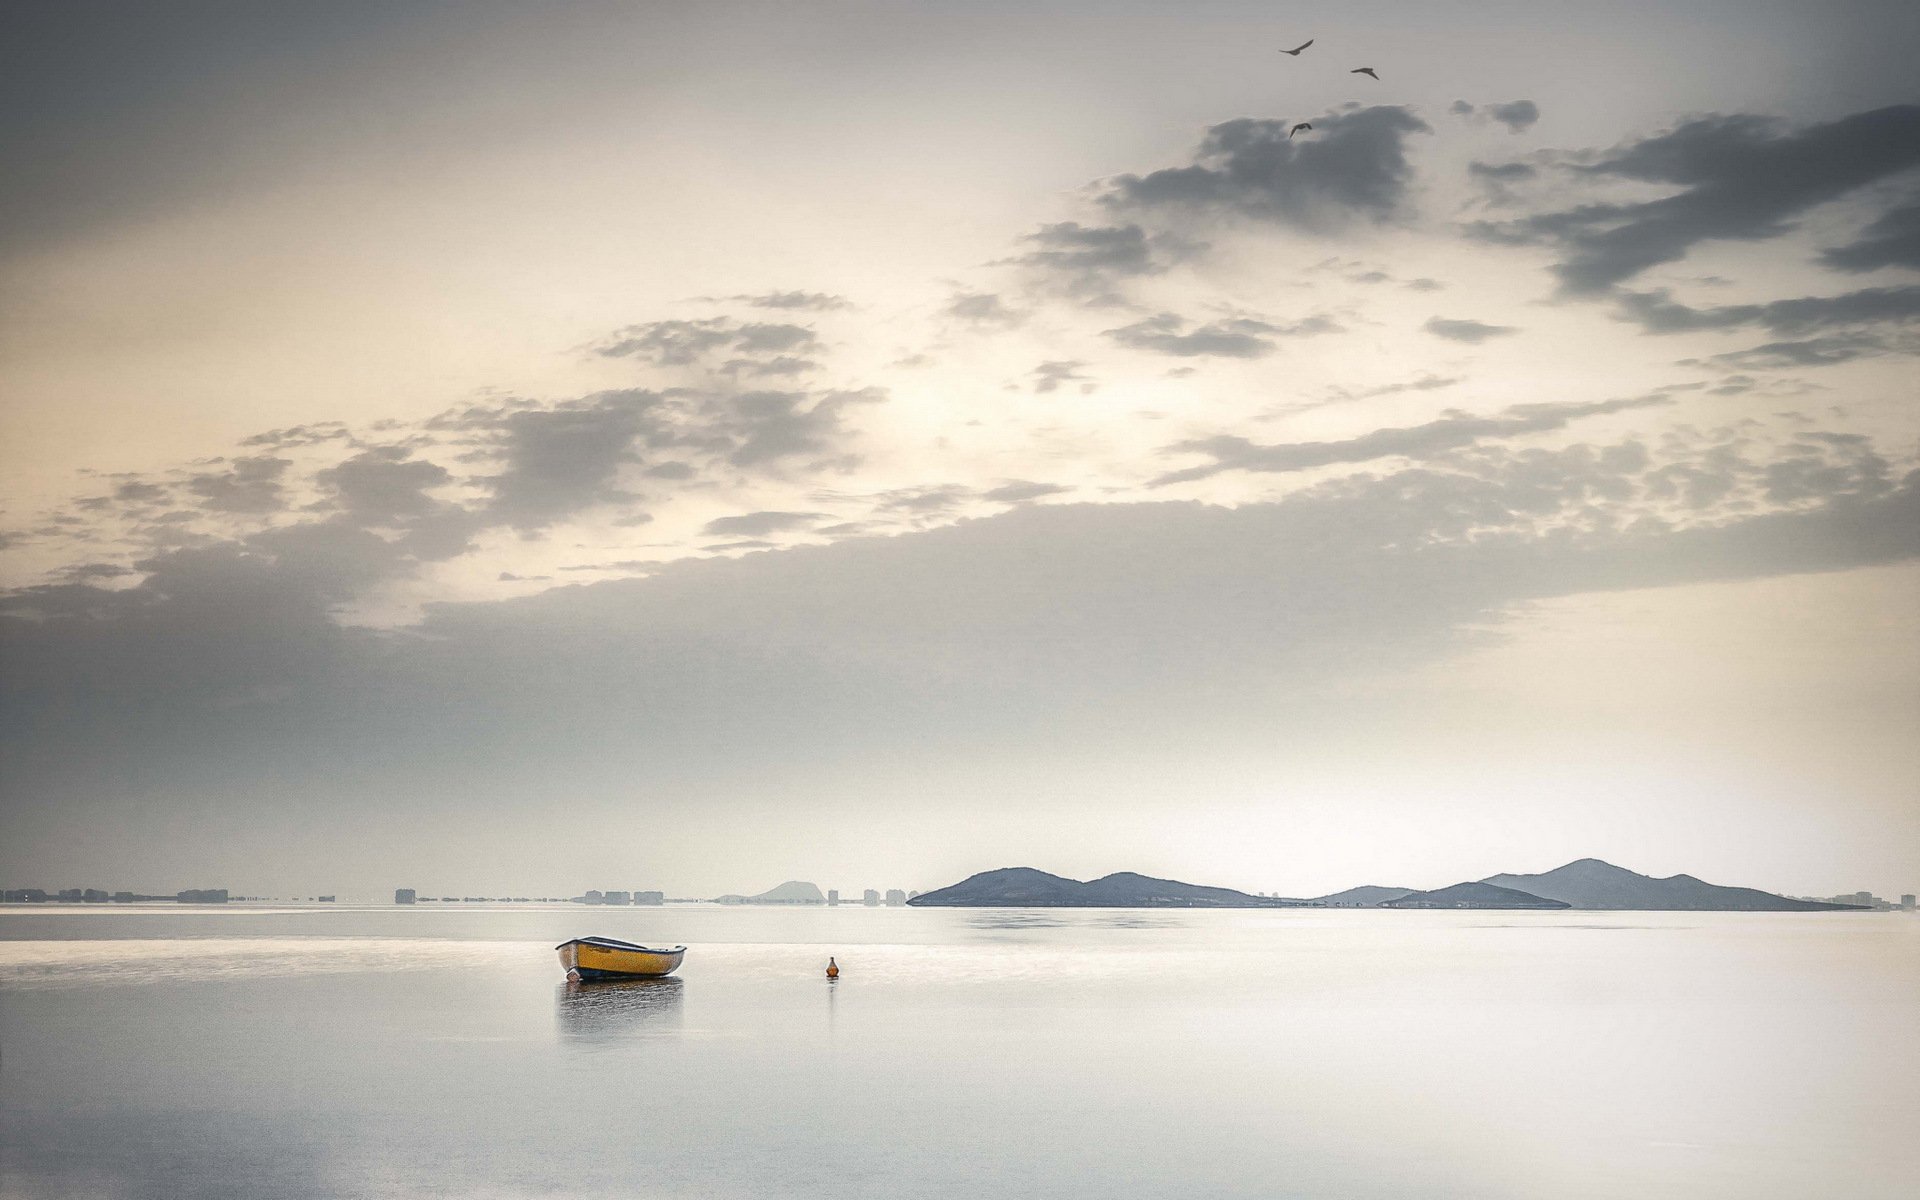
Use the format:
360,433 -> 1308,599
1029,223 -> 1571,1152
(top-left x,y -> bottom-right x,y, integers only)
556,936 -> 686,981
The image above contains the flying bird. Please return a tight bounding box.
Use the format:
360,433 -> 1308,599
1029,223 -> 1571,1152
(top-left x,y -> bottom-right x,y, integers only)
1350,67 -> 1380,79
1289,123 -> 1312,138
1279,39 -> 1314,56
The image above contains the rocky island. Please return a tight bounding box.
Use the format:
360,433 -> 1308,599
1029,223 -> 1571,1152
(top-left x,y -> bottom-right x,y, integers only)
1380,881 -> 1569,909
912,859 -> 1870,911
1477,858 -> 1858,911
907,867 -> 1312,908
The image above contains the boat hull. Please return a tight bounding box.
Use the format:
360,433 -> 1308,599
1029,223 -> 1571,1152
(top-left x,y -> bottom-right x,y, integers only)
556,938 -> 685,980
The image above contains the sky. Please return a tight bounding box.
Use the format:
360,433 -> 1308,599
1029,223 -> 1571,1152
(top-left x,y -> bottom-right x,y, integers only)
2,1 -> 1917,901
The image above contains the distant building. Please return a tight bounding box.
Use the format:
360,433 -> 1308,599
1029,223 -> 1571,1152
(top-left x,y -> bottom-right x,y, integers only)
633,891 -> 664,906
884,889 -> 906,906
3,888 -> 49,903
1902,894 -> 1916,910
581,890 -> 605,905
395,888 -> 417,904
863,889 -> 880,907
827,889 -> 840,906
176,889 -> 230,904
602,891 -> 632,905
317,895 -> 336,903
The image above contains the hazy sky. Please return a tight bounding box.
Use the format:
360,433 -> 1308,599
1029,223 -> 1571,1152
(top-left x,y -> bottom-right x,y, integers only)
3,1 -> 1917,899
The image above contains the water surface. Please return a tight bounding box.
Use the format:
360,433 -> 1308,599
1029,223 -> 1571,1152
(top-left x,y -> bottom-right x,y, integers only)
2,905 -> 1915,1198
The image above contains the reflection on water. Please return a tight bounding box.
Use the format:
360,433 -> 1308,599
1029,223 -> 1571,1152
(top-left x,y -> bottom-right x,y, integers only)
3,910 -> 1916,1200
555,976 -> 685,1040
963,910 -> 1069,931
963,908 -> 1192,934
1086,911 -> 1188,930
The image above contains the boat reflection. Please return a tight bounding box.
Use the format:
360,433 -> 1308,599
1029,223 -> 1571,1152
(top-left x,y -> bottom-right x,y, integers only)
555,975 -> 685,1041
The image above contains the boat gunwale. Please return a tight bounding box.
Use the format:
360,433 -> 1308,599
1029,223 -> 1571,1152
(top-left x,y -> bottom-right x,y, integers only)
555,936 -> 686,954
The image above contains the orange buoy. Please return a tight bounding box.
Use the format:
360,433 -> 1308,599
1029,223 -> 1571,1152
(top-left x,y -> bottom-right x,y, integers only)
825,956 -> 840,979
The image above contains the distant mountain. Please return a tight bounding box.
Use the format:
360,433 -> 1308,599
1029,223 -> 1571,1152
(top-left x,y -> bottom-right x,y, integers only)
714,880 -> 825,905
1314,885 -> 1414,907
1381,881 -> 1570,909
907,867 -> 1312,908
1480,859 -> 1862,911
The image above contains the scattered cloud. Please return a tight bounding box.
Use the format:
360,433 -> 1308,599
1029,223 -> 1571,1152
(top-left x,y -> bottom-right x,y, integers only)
946,291 -> 1026,328
590,317 -> 820,368
1684,332 -> 1897,371
1009,221 -> 1186,301
700,511 -> 826,537
1032,360 -> 1092,394
1487,100 -> 1541,133
1154,395 -> 1668,486
1615,284 -> 1920,334
982,481 -> 1070,504
1104,106 -> 1433,227
1104,312 -> 1338,358
1424,317 -> 1519,344
1821,202 -> 1920,273
1471,104 -> 1920,292
185,456 -> 292,514
726,291 -> 851,311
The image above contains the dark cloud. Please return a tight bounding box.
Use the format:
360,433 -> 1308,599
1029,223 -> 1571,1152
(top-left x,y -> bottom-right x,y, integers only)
315,446 -> 452,522
590,318 -> 820,367
717,387 -> 884,468
1424,317 -> 1519,344
1469,161 -> 1535,183
1471,105 -> 1920,293
113,481 -> 169,504
1007,222 -> 1191,301
1031,360 -> 1091,394
1103,106 -> 1432,226
1451,100 -> 1539,133
1154,395 -> 1668,486
185,456 -> 292,514
1104,312 -> 1328,358
7,434 -> 1914,862
874,485 -> 972,515
982,481 -> 1070,504
1616,284 -> 1920,334
239,423 -> 351,449
1685,332 -> 1896,370
700,511 -> 825,538
946,291 -> 1026,328
1821,201 -> 1920,273
727,291 -> 850,312
55,562 -> 134,582
484,391 -> 655,529
721,354 -> 815,378
1487,101 -> 1540,133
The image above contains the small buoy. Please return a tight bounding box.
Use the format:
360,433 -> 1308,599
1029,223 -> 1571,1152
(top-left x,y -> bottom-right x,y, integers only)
826,956 -> 840,979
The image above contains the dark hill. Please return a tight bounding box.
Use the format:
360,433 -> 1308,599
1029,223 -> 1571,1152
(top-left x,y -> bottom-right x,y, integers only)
1313,885 -> 1414,907
1481,858 -> 1862,911
907,867 -> 1311,908
1381,881 -> 1570,909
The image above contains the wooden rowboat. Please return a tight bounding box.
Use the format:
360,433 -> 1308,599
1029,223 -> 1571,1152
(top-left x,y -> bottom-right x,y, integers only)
556,936 -> 686,981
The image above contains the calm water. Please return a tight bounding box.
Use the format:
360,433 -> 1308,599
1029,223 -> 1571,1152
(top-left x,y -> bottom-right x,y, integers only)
2,905 -> 1916,1199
